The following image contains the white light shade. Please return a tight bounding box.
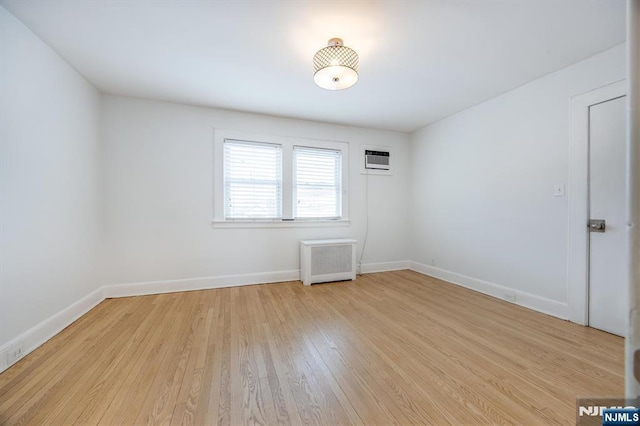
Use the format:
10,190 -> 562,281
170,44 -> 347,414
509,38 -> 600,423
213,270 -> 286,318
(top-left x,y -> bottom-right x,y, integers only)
313,38 -> 359,90
313,66 -> 358,90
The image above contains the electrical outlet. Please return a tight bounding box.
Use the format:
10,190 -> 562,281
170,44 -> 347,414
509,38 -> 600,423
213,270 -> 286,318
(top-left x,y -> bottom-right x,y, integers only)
7,347 -> 23,365
503,293 -> 517,303
430,258 -> 435,266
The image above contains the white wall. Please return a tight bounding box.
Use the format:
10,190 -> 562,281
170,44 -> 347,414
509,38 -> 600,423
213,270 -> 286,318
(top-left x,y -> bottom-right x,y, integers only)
0,2 -> 624,368
101,95 -> 410,286
409,44 -> 626,308
0,7 -> 103,347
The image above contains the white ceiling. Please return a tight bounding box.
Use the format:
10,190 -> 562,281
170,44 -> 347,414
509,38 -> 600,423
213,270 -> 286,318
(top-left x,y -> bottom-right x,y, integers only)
2,0 -> 626,132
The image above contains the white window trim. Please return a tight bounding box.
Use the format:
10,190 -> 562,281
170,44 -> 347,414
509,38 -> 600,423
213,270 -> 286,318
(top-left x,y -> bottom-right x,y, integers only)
213,129 -> 349,227
211,219 -> 351,229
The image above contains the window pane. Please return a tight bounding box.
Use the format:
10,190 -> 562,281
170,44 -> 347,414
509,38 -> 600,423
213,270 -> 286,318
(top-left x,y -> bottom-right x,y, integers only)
294,146 -> 342,219
224,140 -> 282,218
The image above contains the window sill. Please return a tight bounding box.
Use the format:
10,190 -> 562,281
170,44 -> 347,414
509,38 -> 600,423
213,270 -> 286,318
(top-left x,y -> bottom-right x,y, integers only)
211,219 -> 351,229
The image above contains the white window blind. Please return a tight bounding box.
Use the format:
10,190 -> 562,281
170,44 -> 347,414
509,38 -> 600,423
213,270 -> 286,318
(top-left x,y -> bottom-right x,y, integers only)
293,146 -> 342,219
224,140 -> 282,219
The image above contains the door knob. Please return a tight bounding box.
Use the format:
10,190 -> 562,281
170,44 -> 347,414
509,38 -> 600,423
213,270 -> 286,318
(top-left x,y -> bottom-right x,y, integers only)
588,219 -> 606,232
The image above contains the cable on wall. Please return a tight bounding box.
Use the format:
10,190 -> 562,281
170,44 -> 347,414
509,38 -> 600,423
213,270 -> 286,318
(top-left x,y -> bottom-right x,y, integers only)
358,170 -> 369,275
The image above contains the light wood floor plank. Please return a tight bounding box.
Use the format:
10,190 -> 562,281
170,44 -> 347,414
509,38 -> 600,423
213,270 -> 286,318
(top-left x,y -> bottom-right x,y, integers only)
0,271 -> 624,425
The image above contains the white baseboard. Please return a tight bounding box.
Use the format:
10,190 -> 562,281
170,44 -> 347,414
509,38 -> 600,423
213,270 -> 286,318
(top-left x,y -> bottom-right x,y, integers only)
409,262 -> 570,320
360,260 -> 410,274
106,261 -> 412,298
0,286 -> 105,373
105,269 -> 301,298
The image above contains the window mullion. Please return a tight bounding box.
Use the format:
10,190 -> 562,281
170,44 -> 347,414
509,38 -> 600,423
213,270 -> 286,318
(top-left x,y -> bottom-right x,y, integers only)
282,144 -> 293,219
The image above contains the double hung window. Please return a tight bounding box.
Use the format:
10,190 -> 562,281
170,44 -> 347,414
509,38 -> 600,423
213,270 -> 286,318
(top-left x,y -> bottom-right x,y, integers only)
293,146 -> 342,219
214,131 -> 348,227
223,140 -> 282,219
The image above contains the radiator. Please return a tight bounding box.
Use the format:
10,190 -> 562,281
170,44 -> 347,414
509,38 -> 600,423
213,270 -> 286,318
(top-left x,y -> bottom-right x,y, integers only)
300,239 -> 357,285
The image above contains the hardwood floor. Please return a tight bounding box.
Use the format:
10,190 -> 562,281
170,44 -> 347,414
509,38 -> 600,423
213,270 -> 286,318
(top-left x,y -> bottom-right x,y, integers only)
0,270 -> 623,425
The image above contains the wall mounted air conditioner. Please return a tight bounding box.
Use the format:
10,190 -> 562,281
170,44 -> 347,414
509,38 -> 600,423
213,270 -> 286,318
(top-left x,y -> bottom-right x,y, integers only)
365,150 -> 390,170
362,145 -> 392,175
300,239 -> 357,285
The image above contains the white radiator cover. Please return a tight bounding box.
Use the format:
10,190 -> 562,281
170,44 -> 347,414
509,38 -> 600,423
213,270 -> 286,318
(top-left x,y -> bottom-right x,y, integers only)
300,239 -> 357,285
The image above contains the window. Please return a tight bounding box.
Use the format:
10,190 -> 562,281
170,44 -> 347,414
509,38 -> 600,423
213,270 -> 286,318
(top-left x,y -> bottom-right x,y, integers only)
223,140 -> 282,219
293,146 -> 342,219
213,130 -> 349,227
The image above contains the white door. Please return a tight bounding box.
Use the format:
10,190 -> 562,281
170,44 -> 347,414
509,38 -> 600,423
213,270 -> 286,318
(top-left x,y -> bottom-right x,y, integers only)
588,95 -> 627,336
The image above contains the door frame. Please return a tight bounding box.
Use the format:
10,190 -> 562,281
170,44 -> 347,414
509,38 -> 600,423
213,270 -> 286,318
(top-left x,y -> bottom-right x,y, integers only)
568,79 -> 626,325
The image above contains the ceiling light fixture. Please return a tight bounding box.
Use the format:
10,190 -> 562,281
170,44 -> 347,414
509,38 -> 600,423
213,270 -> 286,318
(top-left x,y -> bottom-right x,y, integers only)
313,38 -> 359,90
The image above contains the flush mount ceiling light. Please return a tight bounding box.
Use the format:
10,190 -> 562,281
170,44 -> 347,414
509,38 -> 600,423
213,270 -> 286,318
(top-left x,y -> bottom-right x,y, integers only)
313,38 -> 359,90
